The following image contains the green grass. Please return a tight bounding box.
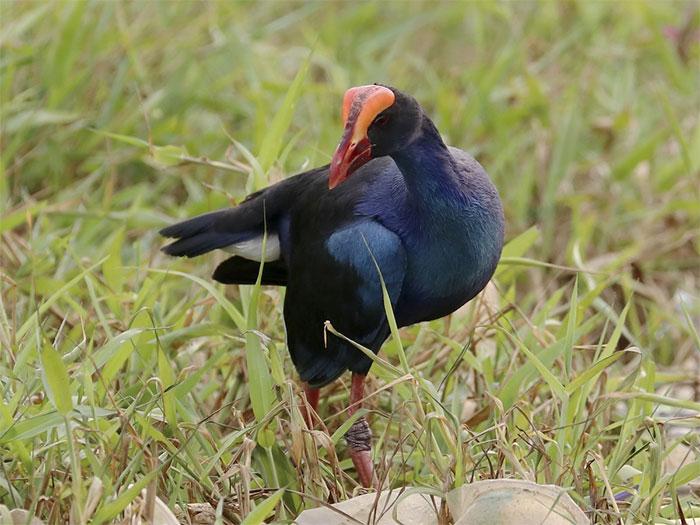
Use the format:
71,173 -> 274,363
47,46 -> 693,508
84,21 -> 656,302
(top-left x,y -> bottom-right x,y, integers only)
2,1 -> 699,523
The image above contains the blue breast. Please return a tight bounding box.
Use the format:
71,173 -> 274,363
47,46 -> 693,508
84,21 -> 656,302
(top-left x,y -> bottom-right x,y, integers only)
355,147 -> 504,327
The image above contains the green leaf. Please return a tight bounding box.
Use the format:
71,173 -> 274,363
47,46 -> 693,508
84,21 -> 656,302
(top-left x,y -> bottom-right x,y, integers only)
501,225 -> 539,258
91,328 -> 147,386
256,53 -> 312,179
0,202 -> 46,234
172,345 -> 230,397
611,127 -> 668,181
90,128 -> 149,148
148,144 -> 189,168
4,109 -> 80,133
92,130 -> 190,168
157,348 -> 177,427
495,226 -> 540,283
622,393 -> 700,413
541,95 -> 581,253
498,315 -> 600,409
599,300 -> 631,360
16,257 -> 108,341
92,471 -> 158,524
510,334 -> 568,403
669,460 -> 700,490
565,348 -> 638,394
245,228 -> 277,446
562,274 -> 578,378
0,2 -> 50,47
102,229 -> 125,294
40,344 -> 73,416
240,488 -> 285,525
0,411 -> 64,445
148,268 -> 245,329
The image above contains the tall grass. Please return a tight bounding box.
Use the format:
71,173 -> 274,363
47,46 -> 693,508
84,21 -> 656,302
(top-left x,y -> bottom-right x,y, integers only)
2,1 -> 699,523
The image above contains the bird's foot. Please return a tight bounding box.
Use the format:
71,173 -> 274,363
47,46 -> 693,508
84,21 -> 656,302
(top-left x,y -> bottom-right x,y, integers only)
346,416 -> 376,488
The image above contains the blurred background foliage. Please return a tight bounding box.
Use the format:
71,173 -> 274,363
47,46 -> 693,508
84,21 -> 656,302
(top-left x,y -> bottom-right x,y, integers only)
1,1 -> 699,524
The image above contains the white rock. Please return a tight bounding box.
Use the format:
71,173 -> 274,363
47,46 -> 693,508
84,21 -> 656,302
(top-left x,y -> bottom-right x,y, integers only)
447,479 -> 588,525
0,506 -> 45,525
295,480 -> 590,525
295,489 -> 441,525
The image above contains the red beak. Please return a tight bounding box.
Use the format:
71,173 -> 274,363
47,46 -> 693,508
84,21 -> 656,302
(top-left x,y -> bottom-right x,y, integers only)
329,126 -> 372,189
328,85 -> 395,190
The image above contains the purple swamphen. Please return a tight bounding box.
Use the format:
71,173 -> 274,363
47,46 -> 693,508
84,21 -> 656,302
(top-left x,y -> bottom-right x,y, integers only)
160,85 -> 504,487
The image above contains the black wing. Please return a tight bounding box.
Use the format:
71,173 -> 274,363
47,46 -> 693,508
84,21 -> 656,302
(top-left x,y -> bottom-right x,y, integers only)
284,218 -> 406,387
159,167 -> 328,285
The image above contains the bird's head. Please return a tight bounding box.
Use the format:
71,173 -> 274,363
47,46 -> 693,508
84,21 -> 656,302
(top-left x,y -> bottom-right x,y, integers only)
329,84 -> 422,189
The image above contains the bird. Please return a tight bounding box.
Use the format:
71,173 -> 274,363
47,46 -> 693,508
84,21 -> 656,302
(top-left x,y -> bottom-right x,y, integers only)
160,84 -> 505,488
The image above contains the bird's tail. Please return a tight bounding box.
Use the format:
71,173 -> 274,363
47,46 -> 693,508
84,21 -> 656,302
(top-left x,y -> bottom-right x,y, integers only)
212,256 -> 288,286
160,207 -> 289,286
160,209 -> 251,258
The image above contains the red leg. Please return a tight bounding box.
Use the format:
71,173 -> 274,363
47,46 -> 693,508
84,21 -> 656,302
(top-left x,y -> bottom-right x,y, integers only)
346,373 -> 377,488
302,383 -> 319,428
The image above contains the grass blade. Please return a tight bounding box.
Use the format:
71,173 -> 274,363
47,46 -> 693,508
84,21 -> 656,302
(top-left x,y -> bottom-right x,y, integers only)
241,488 -> 285,525
256,53 -> 312,181
40,343 -> 73,416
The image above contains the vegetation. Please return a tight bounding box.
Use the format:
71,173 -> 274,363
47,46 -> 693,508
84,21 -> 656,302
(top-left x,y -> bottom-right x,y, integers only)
2,1 -> 699,523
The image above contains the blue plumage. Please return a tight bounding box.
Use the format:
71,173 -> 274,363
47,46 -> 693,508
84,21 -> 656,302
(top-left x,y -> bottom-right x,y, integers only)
160,86 -> 504,387
326,222 -> 405,309
356,137 -> 504,326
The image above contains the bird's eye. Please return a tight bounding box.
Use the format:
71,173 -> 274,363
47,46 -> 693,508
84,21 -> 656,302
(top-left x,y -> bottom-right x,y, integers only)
374,114 -> 389,127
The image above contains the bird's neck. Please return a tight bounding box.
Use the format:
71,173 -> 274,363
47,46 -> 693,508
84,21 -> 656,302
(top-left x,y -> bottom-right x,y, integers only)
390,117 -> 460,203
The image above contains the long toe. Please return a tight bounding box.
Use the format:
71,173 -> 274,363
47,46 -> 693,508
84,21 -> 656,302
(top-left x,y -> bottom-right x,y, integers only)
349,448 -> 376,488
